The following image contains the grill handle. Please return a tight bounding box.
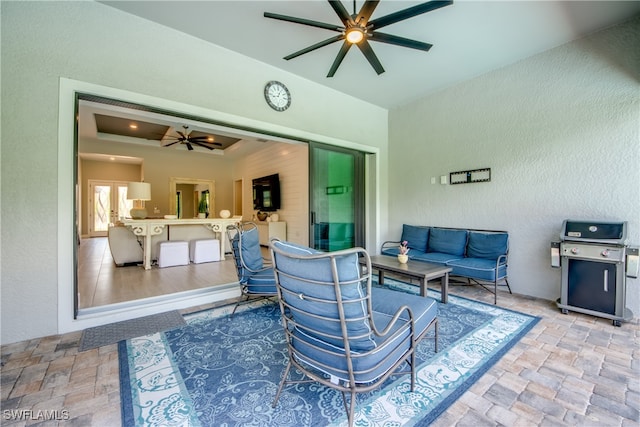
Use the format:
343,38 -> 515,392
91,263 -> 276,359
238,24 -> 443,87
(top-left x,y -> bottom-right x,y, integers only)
603,270 -> 609,292
551,242 -> 561,268
627,247 -> 639,278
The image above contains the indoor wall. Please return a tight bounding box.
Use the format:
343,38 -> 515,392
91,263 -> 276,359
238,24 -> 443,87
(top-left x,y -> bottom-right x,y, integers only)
234,141 -> 310,246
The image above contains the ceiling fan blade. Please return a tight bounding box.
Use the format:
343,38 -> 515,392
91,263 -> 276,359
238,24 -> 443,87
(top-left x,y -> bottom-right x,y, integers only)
328,0 -> 354,25
191,141 -> 219,150
355,0 -> 380,25
370,31 -> 432,51
176,130 -> 187,139
163,140 -> 180,147
369,0 -> 452,30
186,143 -> 194,151
187,136 -> 214,141
357,40 -> 385,75
264,12 -> 343,32
284,35 -> 344,60
327,41 -> 353,77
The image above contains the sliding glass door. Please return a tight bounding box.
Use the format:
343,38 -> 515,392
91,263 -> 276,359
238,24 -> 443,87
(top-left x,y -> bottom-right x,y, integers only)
309,142 -> 365,251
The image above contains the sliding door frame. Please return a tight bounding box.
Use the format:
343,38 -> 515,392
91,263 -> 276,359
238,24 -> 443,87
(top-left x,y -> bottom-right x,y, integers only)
309,142 -> 366,251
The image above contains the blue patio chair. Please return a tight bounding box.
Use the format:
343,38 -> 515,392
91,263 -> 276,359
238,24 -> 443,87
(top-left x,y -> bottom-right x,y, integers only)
269,240 -> 439,426
226,222 -> 277,316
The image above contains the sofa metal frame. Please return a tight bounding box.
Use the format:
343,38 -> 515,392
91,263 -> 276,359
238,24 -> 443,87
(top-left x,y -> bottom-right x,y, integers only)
270,242 -> 438,426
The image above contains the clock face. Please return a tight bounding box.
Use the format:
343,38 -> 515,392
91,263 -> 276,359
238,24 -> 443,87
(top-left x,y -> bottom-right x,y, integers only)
264,81 -> 291,111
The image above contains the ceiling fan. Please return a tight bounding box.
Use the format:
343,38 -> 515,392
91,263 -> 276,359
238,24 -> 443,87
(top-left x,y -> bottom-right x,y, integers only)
264,0 -> 453,77
162,125 -> 222,151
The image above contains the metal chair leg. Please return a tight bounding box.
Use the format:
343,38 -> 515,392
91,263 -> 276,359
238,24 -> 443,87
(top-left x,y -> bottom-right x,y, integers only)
272,362 -> 292,408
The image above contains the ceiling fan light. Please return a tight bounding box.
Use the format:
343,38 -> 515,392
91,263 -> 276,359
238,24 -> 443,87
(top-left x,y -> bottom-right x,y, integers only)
345,27 -> 364,44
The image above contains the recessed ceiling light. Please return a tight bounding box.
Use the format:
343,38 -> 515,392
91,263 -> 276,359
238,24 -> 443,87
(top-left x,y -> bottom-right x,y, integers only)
207,136 -> 214,142
129,123 -> 138,129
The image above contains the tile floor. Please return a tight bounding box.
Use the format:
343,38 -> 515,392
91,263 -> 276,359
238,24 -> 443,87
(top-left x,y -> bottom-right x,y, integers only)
1,285 -> 638,426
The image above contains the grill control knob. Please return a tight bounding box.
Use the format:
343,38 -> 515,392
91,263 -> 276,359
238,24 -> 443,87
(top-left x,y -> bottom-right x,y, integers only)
571,247 -> 580,255
601,249 -> 610,258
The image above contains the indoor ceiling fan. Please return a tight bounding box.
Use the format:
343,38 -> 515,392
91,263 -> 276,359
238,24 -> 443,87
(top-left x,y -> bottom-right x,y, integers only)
161,125 -> 222,151
264,0 -> 453,77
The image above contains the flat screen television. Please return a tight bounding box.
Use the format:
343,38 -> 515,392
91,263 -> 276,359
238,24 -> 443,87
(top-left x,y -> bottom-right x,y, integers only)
252,173 -> 280,211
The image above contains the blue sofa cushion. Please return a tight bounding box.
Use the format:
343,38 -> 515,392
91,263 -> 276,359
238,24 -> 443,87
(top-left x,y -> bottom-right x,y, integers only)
241,227 -> 263,271
291,287 -> 438,383
428,228 -> 468,256
447,257 -> 508,282
401,224 -> 429,252
412,251 -> 464,265
466,232 -> 508,260
381,247 -> 400,257
272,241 -> 375,351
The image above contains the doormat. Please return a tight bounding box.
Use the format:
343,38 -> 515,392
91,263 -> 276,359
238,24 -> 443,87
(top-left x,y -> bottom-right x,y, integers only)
79,310 -> 185,352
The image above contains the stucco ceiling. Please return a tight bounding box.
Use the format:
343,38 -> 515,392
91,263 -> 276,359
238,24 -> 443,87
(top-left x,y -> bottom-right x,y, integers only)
101,0 -> 640,109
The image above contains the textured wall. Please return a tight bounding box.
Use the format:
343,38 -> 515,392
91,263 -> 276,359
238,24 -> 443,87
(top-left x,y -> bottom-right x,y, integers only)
388,17 -> 640,315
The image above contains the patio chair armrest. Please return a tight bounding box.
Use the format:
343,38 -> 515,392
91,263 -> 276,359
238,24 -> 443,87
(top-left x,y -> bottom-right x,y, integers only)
496,253 -> 508,267
370,304 -> 415,337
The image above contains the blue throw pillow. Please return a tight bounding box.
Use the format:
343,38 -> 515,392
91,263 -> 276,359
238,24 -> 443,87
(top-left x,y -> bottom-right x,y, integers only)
240,227 -> 263,271
428,228 -> 468,256
400,224 -> 429,252
466,232 -> 508,260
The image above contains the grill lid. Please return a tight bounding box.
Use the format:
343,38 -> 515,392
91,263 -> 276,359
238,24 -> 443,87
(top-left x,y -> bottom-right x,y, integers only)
561,220 -> 628,245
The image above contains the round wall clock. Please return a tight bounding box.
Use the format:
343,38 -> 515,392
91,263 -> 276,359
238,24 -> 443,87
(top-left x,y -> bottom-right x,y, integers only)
264,81 -> 291,112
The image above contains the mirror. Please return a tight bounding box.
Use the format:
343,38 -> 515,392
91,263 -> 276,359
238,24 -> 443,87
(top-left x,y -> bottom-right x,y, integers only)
169,177 -> 215,218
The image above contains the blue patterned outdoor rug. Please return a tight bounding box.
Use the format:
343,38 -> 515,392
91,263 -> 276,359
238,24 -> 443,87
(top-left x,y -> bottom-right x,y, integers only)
119,279 -> 539,426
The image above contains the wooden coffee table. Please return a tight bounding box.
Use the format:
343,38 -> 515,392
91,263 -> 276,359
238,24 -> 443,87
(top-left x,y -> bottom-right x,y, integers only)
364,255 -> 452,303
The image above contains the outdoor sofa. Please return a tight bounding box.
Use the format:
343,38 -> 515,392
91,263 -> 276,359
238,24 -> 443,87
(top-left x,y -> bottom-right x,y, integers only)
381,224 -> 511,304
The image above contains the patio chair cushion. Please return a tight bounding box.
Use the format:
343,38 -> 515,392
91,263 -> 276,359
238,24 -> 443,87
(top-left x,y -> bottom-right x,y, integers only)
245,267 -> 277,294
240,227 -> 263,271
291,287 -> 438,383
272,240 -> 374,351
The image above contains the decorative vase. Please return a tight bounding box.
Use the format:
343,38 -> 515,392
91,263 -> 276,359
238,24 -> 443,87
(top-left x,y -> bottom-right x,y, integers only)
257,212 -> 268,221
397,254 -> 408,264
219,210 -> 231,218
198,213 -> 206,219
270,213 -> 279,222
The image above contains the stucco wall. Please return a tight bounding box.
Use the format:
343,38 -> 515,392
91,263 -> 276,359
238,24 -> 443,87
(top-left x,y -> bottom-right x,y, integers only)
388,17 -> 640,315
0,1 -> 387,344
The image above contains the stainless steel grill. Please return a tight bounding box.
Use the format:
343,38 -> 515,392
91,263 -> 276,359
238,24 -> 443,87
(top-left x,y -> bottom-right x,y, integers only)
552,220 -> 638,326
